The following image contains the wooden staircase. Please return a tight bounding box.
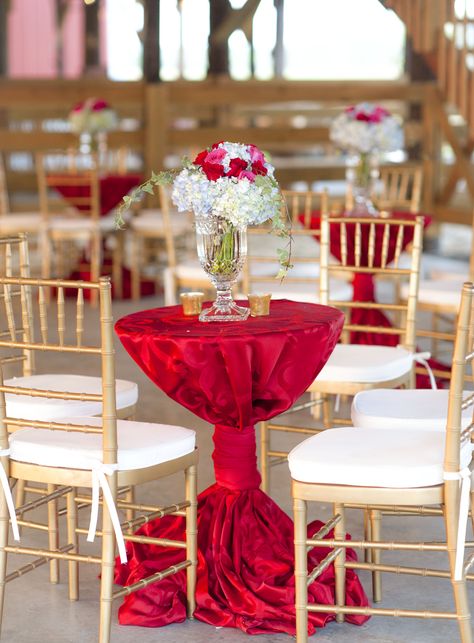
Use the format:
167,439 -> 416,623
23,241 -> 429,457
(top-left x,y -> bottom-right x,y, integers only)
385,0 -> 474,218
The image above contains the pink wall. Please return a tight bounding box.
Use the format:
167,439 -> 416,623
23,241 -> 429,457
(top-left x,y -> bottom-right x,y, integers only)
7,0 -> 106,78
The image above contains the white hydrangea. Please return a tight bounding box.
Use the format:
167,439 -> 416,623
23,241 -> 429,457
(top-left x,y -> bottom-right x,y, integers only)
330,106 -> 403,154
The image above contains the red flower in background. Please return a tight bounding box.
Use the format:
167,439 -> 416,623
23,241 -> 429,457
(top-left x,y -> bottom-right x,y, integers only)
355,111 -> 371,122
211,140 -> 225,149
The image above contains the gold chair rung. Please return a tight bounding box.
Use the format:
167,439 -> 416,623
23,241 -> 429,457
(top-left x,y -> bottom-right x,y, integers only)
307,547 -> 343,585
307,604 -> 459,619
113,560 -> 192,599
307,538 -> 449,551
5,544 -> 74,583
345,560 -> 474,581
5,545 -> 101,565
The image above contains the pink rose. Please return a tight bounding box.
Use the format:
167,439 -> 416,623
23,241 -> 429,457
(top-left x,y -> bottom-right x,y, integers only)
239,170 -> 256,182
205,148 -> 227,164
248,144 -> 265,164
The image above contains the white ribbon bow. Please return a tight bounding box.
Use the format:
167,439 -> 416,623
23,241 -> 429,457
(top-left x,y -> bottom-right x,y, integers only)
443,466 -> 472,580
87,462 -> 127,564
0,448 -> 19,541
413,351 -> 437,390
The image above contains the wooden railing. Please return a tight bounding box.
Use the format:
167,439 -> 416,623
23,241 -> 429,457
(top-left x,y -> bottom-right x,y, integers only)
0,77 -> 471,224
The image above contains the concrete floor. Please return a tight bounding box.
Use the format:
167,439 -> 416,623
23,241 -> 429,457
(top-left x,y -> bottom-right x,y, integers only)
1,293 -> 473,643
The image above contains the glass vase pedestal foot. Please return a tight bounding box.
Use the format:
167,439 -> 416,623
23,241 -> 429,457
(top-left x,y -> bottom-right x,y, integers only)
199,291 -> 249,322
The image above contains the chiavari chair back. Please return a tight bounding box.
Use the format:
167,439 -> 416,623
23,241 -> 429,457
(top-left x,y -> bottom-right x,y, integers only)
375,164 -> 423,214
0,154 -> 10,216
242,188 -> 346,300
0,275 -> 198,642
289,281 -> 474,642
36,151 -> 118,305
260,214 -> 424,493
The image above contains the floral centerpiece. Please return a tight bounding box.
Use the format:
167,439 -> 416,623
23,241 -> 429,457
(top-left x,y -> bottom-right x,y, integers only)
330,103 -> 403,214
69,98 -> 118,135
119,141 -> 290,322
69,98 -> 118,156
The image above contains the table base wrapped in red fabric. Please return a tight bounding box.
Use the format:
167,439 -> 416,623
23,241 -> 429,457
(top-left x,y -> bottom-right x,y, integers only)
114,301 -> 369,635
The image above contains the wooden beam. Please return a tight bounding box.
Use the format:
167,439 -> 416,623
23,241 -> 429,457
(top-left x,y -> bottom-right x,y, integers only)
0,0 -> 9,77
84,0 -> 101,73
143,0 -> 160,82
211,0 -> 261,44
208,0 -> 232,76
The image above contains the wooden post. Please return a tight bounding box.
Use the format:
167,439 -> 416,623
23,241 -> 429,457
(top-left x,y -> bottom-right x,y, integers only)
208,0 -> 232,76
273,0 -> 284,78
84,0 -> 101,74
145,83 -> 168,205
143,0 -> 161,82
0,0 -> 9,77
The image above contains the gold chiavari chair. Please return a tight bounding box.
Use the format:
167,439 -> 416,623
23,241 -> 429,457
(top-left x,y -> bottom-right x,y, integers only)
374,163 -> 423,213
260,214 -> 424,493
36,151 -> 122,306
0,233 -> 138,583
242,188 -> 353,302
0,154 -> 44,259
289,281 -> 474,643
0,275 -> 198,642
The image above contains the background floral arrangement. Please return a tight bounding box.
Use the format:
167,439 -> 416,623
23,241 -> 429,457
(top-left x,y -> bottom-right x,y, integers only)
119,141 -> 292,276
330,102 -> 403,154
69,98 -> 118,135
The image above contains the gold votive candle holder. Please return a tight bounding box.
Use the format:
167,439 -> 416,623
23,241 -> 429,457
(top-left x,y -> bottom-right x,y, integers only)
180,292 -> 204,316
247,293 -> 272,317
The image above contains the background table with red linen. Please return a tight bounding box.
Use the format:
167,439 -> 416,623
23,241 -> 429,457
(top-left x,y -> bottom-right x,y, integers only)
114,299 -> 369,636
52,173 -> 142,216
51,173 -> 155,298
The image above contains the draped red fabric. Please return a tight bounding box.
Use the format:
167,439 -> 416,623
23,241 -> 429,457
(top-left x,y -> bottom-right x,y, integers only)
51,173 -> 142,215
114,300 -> 370,634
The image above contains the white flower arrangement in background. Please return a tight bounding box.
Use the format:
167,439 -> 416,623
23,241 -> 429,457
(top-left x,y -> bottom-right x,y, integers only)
69,98 -> 118,135
330,103 -> 403,154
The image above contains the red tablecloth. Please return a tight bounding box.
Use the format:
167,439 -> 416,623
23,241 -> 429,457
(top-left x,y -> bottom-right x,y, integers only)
52,173 -> 142,216
114,300 -> 369,635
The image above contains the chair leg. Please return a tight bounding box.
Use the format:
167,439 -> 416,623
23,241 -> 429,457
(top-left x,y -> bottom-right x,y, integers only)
90,232 -> 101,308
370,509 -> 382,602
131,233 -> 141,301
293,496 -> 308,643
112,232 -> 123,300
260,421 -> 269,494
123,486 -> 135,534
0,479 -> 9,637
67,489 -> 79,601
99,479 -> 117,643
47,483 -> 60,584
15,479 -> 25,521
445,483 -> 473,643
364,509 -> 372,563
334,503 -> 346,623
322,394 -> 333,428
185,464 -> 198,618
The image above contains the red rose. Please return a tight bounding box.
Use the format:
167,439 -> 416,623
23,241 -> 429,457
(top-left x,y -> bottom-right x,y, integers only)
355,112 -> 370,122
193,150 -> 207,166
211,140 -> 225,149
92,99 -> 109,111
226,158 -> 247,177
202,162 -> 224,181
251,160 -> 267,176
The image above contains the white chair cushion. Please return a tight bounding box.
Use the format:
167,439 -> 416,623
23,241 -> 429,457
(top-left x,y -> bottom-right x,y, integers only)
130,213 -> 187,234
315,344 -> 413,384
50,216 -> 116,232
173,261 -> 208,281
401,279 -> 463,309
5,374 -> 138,421
9,416 -> 195,472
351,389 -> 473,432
247,278 -> 352,304
288,427 -> 473,488
0,213 -> 42,231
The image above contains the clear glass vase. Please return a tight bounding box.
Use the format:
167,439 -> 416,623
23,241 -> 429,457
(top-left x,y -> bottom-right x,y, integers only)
195,216 -> 249,322
346,152 -> 379,216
